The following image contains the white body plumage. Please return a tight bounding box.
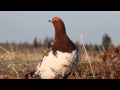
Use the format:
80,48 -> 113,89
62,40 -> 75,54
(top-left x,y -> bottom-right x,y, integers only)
34,50 -> 79,79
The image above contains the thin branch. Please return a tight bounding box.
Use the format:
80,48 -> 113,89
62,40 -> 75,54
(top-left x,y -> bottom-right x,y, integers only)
79,32 -> 95,79
97,45 -> 103,54
0,46 -> 10,54
101,45 -> 105,51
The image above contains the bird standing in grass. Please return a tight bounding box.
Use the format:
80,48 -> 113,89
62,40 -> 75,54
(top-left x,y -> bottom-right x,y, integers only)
25,17 -> 79,79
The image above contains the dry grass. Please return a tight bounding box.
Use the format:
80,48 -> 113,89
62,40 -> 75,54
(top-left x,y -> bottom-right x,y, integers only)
0,47 -> 44,79
0,45 -> 119,79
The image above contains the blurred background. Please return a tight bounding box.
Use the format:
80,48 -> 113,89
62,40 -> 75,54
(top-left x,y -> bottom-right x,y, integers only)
0,11 -> 120,50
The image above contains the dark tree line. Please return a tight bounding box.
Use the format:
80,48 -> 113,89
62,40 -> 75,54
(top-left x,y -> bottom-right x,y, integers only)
33,37 -> 54,48
33,33 -> 112,51
0,33 -> 112,51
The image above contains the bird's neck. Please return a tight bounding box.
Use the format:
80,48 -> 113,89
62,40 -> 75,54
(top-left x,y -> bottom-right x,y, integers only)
52,27 -> 76,53
54,24 -> 67,39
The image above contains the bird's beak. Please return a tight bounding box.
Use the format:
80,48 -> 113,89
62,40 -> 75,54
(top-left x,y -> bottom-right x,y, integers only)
48,20 -> 52,22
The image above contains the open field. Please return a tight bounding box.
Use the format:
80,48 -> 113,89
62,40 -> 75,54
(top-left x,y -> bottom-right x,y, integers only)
0,45 -> 120,79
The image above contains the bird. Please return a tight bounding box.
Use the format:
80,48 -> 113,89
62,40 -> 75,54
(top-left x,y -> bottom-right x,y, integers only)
24,17 -> 79,79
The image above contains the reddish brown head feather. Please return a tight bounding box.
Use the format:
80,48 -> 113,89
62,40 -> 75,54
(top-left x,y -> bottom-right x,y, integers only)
50,17 -> 77,54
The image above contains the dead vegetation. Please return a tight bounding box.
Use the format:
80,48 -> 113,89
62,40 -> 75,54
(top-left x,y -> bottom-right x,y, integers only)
0,45 -> 119,79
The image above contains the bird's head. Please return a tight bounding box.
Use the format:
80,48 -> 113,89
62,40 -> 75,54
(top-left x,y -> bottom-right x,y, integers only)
49,17 -> 66,33
49,17 -> 62,22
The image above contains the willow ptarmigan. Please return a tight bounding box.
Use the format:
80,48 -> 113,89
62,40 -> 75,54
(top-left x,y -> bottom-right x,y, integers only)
25,17 -> 79,79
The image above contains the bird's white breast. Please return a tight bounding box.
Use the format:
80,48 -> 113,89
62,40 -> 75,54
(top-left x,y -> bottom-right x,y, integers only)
34,50 -> 79,79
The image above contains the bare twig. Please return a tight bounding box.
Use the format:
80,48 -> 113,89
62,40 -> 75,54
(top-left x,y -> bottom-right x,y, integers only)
101,45 -> 105,51
8,64 -> 20,78
97,45 -> 103,54
50,67 -> 57,75
79,32 -> 95,79
0,46 -> 10,54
